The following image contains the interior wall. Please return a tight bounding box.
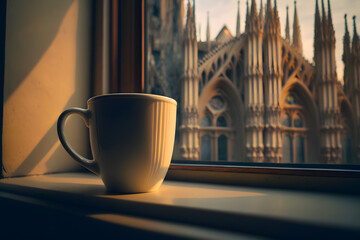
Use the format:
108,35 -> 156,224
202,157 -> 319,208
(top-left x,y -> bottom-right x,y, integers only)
2,0 -> 93,177
0,0 -> 7,176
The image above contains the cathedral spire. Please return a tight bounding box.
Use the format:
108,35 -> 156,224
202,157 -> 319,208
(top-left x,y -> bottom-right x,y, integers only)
285,6 -> 290,42
327,0 -> 335,42
266,0 -> 272,16
259,0 -> 264,26
343,14 -> 350,58
321,0 -> 326,23
315,0 -> 321,26
315,0 -> 342,163
314,0 -> 322,55
264,0 -> 280,35
243,0 -> 265,163
185,0 -> 196,41
352,16 -> 360,53
263,0 -> 283,162
345,14 -> 349,35
180,0 -> 200,160
327,0 -> 333,27
236,0 -> 241,37
320,0 -> 328,41
354,16 -> 358,38
250,0 -> 258,18
245,0 -> 260,33
264,0 -> 273,25
343,14 -> 351,93
206,11 -> 210,50
293,1 -> 302,53
246,1 -> 249,21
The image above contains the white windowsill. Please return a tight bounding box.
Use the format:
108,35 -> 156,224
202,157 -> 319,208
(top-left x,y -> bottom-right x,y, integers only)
0,172 -> 359,238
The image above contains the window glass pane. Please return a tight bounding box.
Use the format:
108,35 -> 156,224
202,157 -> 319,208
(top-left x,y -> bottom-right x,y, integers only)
285,95 -> 296,105
295,135 -> 305,163
200,115 -> 212,127
294,115 -> 303,128
341,132 -> 352,163
216,115 -> 227,127
201,135 -> 211,160
209,96 -> 225,111
202,71 -> 206,86
146,0 -> 359,166
282,114 -> 291,127
282,135 -> 293,163
218,135 -> 228,161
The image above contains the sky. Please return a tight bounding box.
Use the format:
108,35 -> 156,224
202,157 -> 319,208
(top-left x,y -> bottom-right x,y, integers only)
186,0 -> 360,82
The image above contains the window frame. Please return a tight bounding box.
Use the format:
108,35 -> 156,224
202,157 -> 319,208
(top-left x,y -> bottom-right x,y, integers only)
167,161 -> 360,194
1,0 -> 359,195
109,0 -> 145,93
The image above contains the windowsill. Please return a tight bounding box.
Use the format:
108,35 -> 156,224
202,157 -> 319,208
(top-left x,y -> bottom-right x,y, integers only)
167,163 -> 360,194
0,172 -> 360,238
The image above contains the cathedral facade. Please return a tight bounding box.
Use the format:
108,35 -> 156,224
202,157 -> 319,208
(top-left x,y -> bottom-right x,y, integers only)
148,0 -> 360,164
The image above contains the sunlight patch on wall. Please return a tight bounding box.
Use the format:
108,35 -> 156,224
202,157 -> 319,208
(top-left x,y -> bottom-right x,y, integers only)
3,1 -> 79,176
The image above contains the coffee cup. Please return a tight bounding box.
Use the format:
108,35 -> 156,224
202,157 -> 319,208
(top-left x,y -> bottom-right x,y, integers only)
57,93 -> 177,193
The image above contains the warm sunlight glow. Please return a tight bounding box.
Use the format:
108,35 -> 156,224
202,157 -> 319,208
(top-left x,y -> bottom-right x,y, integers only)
23,174 -> 103,185
104,182 -> 265,206
3,1 -> 78,175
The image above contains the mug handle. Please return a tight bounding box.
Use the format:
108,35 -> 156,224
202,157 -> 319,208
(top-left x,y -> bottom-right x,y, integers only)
57,108 -> 99,175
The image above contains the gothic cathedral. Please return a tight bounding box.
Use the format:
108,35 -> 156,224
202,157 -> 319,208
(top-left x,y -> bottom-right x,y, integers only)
147,0 -> 360,164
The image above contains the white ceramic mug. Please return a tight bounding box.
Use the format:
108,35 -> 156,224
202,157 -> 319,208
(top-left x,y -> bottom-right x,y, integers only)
57,93 -> 177,193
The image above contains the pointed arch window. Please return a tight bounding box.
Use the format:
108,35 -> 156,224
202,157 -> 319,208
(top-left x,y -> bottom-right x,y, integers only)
340,105 -> 353,164
285,94 -> 298,105
208,71 -> 214,81
283,135 -> 293,163
218,135 -> 228,161
282,92 -> 308,163
201,135 -> 212,161
294,114 -> 303,128
231,55 -> 235,64
341,119 -> 352,164
236,62 -> 241,88
341,133 -> 352,164
295,135 -> 305,163
200,115 -> 212,127
199,94 -> 234,162
216,115 -> 227,127
225,68 -> 232,81
217,58 -> 221,69
202,71 -> 206,86
282,114 -> 291,127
